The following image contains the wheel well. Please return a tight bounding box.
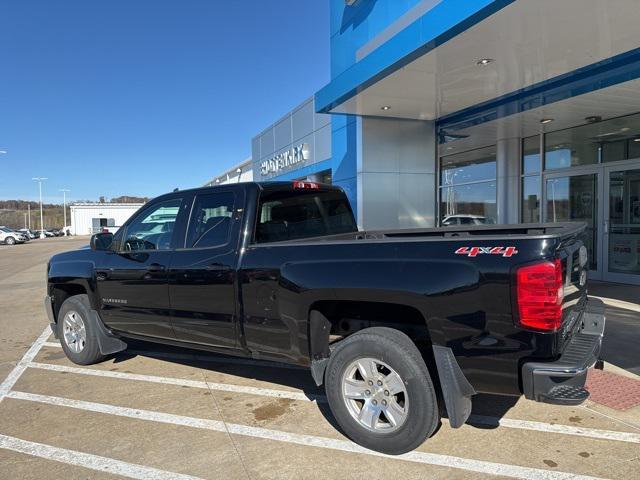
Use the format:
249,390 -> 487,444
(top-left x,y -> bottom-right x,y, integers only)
308,300 -> 439,391
311,300 -> 429,338
52,284 -> 87,322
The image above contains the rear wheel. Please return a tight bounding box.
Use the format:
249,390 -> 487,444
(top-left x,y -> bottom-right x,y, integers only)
325,327 -> 439,455
57,295 -> 105,365
5,236 -> 15,245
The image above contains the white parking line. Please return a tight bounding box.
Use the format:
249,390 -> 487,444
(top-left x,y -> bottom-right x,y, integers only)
27,360 -> 640,445
42,341 -> 305,370
467,414 -> 640,444
0,327 -> 51,402
27,361 -> 325,403
0,433 -> 204,480
5,390 -> 608,480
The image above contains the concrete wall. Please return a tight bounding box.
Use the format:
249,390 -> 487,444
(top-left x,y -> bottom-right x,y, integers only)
357,117 -> 436,230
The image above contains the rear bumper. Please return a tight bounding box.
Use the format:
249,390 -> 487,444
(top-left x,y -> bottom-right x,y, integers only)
522,298 -> 605,405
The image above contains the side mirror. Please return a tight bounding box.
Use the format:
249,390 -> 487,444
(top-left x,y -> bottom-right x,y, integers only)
90,232 -> 114,251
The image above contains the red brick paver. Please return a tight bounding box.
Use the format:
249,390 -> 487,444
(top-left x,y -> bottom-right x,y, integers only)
585,368 -> 640,411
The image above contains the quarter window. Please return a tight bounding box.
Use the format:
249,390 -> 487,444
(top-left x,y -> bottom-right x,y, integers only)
185,192 -> 235,248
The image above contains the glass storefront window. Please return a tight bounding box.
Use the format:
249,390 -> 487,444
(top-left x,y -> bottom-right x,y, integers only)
545,128 -> 599,169
522,136 -> 541,174
440,146 -> 497,225
607,168 -> 640,276
522,176 -> 540,223
440,146 -> 496,186
545,174 -> 598,269
440,182 -> 497,224
545,113 -> 640,169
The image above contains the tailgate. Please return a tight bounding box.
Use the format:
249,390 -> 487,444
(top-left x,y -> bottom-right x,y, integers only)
558,236 -> 589,345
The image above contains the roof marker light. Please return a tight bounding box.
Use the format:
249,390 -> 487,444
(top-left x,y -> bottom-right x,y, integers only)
540,118 -> 554,124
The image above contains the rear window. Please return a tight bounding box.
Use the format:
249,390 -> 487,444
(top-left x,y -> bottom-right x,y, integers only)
255,189 -> 357,243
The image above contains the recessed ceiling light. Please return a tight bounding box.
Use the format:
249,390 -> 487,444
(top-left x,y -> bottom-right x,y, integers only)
540,118 -> 554,124
634,138 -> 640,143
476,58 -> 494,66
446,147 -> 454,151
585,116 -> 602,124
381,106 -> 391,111
620,127 -> 631,132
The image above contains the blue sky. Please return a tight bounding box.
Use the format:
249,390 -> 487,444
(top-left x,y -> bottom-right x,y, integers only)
0,0 -> 330,203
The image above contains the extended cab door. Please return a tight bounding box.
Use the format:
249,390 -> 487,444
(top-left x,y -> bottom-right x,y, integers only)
97,195 -> 188,340
167,189 -> 242,350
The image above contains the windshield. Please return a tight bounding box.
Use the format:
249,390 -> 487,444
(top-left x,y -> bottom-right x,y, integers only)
256,189 -> 357,243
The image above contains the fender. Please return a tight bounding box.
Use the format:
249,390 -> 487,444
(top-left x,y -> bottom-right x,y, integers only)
48,260 -> 100,311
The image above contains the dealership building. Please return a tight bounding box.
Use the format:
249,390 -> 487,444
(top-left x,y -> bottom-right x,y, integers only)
218,0 -> 640,285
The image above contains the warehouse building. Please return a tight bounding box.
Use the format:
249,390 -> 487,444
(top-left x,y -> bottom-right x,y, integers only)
70,203 -> 144,236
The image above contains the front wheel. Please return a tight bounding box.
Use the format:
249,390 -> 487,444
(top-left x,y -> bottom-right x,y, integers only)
325,327 -> 440,455
57,294 -> 105,365
5,236 -> 15,245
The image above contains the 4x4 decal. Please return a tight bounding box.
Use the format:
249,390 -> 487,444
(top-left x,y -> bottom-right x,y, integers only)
455,246 -> 518,258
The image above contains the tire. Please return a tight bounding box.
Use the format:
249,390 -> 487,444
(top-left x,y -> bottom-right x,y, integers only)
5,236 -> 15,245
57,294 -> 105,365
325,327 -> 439,455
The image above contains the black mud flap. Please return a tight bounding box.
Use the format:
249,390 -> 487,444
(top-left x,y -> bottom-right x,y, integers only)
309,310 -> 332,386
433,345 -> 476,428
87,309 -> 128,355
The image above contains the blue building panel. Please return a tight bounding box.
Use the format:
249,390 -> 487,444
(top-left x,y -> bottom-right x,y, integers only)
318,0 -> 514,114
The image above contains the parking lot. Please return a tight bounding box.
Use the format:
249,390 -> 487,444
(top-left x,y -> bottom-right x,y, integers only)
1,238 -> 639,479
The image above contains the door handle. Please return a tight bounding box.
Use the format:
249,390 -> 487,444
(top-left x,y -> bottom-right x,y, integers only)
206,263 -> 231,272
146,263 -> 166,272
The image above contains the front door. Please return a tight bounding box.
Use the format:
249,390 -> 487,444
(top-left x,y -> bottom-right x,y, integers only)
544,170 -> 602,278
98,196 -> 185,339
604,165 -> 640,285
168,189 -> 241,349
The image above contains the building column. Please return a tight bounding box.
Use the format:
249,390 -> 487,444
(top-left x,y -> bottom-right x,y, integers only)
496,137 -> 521,224
357,117 -> 437,230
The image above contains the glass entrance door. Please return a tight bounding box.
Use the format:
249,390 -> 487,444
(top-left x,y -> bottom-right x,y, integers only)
544,170 -> 602,278
604,166 -> 640,285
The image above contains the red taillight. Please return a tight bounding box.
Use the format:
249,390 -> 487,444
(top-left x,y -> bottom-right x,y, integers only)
516,259 -> 564,331
293,181 -> 320,190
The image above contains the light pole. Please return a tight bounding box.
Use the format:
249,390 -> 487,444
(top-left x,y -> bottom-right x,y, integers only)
32,177 -> 47,238
59,189 -> 70,235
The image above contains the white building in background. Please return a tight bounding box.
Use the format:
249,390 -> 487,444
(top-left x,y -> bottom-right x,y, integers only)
70,203 -> 144,235
205,157 -> 253,186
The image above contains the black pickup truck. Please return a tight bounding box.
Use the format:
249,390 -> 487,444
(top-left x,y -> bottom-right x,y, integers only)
45,181 -> 605,454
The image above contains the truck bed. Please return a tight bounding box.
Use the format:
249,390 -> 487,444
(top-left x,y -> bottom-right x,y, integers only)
265,222 -> 587,244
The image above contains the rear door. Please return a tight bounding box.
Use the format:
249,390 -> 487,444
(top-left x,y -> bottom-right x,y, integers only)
168,189 -> 242,350
97,195 -> 187,340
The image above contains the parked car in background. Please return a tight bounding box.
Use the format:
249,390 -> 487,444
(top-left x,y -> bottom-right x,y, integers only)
0,227 -> 27,245
17,229 -> 38,239
441,214 -> 495,226
36,229 -> 55,238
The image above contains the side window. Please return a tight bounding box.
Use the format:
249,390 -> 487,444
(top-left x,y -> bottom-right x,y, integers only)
185,192 -> 235,248
122,198 -> 182,251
